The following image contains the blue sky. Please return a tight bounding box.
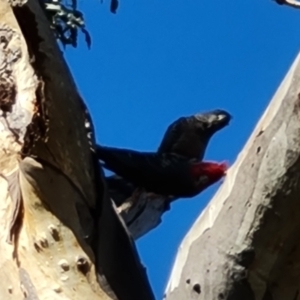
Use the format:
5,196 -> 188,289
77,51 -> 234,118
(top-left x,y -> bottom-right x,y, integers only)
64,0 -> 300,298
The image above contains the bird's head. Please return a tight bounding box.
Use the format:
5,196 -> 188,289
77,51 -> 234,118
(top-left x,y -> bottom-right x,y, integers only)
194,109 -> 232,135
190,161 -> 228,190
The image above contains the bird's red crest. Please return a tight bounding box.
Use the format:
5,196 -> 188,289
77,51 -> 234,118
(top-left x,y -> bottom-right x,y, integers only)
190,161 -> 228,181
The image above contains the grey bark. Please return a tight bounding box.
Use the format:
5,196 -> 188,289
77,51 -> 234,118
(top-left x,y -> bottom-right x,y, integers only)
164,53 -> 300,299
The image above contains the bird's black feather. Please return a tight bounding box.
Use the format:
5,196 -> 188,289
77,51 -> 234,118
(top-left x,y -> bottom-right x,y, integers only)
97,145 -> 199,197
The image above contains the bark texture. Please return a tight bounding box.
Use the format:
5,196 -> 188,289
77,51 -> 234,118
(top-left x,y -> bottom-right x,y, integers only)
164,52 -> 300,300
0,0 -> 154,299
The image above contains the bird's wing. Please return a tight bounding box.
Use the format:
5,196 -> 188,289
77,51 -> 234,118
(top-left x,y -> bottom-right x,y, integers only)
96,145 -> 179,182
96,145 -> 197,196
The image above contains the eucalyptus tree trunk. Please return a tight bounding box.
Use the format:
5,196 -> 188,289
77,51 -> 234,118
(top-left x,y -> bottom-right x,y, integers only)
164,52 -> 300,300
0,1 -> 154,299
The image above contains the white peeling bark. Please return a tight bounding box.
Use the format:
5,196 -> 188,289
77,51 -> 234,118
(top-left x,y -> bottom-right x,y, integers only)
0,1 -> 39,298
164,52 -> 300,300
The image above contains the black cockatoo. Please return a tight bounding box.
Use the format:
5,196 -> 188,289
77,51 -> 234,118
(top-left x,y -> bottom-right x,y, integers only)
157,109 -> 231,160
104,109 -> 231,203
97,145 -> 227,198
